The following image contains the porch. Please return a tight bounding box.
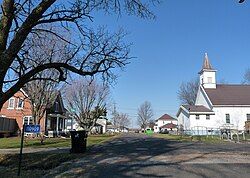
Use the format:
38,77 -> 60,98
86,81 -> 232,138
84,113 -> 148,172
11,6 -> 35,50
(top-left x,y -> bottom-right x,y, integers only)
45,114 -> 69,137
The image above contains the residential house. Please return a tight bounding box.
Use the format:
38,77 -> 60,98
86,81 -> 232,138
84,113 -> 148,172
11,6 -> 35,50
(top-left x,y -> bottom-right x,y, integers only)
69,117 -> 107,134
0,89 -> 68,136
106,124 -> 119,133
154,114 -> 178,133
91,118 -> 107,134
177,53 -> 250,135
106,124 -> 129,133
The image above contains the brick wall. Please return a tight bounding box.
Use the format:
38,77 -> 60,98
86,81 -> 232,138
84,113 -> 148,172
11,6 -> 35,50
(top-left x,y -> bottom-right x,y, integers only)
0,90 -> 45,132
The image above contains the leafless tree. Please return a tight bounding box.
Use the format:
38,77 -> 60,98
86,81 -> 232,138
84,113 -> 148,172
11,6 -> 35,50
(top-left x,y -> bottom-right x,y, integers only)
21,32 -> 67,126
137,101 -> 153,129
177,78 -> 199,105
65,79 -> 110,131
242,68 -> 250,84
0,0 -> 160,110
24,73 -> 58,126
118,113 -> 130,128
112,112 -> 130,128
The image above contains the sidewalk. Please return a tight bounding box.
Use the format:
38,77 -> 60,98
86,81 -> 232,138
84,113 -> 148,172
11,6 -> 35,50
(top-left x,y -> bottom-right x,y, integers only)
0,147 -> 70,154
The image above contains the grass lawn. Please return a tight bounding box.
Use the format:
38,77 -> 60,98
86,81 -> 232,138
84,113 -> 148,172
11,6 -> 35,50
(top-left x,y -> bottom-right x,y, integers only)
0,134 -> 118,177
0,134 -> 116,149
154,133 -> 223,143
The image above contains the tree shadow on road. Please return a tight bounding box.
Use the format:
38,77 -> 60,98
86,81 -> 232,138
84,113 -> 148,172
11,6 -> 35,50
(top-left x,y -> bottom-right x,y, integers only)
45,133 -> 250,178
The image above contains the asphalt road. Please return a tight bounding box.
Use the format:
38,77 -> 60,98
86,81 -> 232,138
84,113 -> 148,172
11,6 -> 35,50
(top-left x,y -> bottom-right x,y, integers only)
46,133 -> 250,178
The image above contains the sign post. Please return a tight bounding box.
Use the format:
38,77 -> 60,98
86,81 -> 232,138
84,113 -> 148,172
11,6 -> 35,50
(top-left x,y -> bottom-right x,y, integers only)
18,124 -> 40,176
18,124 -> 25,176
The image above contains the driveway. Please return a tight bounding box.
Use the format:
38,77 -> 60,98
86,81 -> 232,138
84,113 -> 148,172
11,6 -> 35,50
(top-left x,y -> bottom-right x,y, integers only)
45,133 -> 250,178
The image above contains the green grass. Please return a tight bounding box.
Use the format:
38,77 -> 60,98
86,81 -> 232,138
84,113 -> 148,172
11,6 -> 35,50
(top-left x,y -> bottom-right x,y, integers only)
154,134 -> 222,143
0,153 -> 83,177
0,134 -> 116,149
0,134 -> 117,177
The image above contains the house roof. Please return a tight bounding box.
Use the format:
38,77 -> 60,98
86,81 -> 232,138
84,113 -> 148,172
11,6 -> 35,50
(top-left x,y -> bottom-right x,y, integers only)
156,114 -> 177,121
160,123 -> 177,129
204,84 -> 250,105
182,105 -> 213,113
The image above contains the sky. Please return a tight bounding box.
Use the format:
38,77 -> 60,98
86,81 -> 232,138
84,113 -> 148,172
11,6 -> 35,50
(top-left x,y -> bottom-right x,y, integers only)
91,0 -> 250,127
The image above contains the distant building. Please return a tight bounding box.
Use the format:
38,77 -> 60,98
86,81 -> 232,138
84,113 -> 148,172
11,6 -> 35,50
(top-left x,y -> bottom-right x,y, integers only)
177,54 -> 250,135
69,117 -> 107,134
154,114 -> 177,133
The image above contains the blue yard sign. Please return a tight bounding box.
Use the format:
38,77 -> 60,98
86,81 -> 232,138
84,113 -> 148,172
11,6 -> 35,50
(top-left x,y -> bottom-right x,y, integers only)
18,124 -> 41,176
24,124 -> 40,133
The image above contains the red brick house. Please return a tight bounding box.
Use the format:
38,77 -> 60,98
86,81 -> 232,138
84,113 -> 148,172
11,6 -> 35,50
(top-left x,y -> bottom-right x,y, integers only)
0,89 -> 68,136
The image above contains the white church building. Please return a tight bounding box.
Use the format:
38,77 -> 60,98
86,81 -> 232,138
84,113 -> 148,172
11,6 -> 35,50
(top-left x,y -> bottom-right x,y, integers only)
177,53 -> 250,135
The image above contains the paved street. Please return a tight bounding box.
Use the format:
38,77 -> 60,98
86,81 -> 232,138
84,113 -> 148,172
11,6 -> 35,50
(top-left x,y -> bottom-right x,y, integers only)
46,133 -> 250,178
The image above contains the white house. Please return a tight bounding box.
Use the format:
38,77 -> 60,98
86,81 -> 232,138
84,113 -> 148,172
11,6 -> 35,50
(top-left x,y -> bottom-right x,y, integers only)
106,125 -> 129,133
154,114 -> 178,133
177,53 -> 250,135
67,118 -> 107,134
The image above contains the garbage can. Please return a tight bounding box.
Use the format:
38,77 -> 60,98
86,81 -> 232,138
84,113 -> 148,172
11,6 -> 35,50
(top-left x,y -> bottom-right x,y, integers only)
70,130 -> 88,153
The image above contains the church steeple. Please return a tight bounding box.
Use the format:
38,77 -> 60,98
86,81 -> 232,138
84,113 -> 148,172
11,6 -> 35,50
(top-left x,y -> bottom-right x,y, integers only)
202,53 -> 213,70
199,53 -> 217,89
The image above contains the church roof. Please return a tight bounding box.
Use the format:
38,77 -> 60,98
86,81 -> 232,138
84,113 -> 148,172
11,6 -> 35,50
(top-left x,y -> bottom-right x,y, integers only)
182,105 -> 213,113
204,84 -> 250,105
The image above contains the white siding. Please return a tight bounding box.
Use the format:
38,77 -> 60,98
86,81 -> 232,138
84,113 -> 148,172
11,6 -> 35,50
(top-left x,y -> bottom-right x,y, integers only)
186,107 -> 249,131
189,114 -> 217,129
195,87 -> 212,109
200,70 -> 216,89
154,119 -> 178,133
212,107 -> 249,130
177,110 -> 190,130
96,119 -> 107,133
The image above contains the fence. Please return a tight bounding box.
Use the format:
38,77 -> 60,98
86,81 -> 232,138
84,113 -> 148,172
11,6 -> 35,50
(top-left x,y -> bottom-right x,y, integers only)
0,117 -> 18,137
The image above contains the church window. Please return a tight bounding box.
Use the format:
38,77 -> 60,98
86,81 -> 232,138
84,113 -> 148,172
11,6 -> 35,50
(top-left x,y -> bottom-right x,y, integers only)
207,77 -> 212,83
195,115 -> 200,120
247,114 -> 250,121
206,115 -> 210,120
226,114 -> 230,124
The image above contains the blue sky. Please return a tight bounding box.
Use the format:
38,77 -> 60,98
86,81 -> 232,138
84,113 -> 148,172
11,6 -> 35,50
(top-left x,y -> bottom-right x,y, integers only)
92,0 -> 250,127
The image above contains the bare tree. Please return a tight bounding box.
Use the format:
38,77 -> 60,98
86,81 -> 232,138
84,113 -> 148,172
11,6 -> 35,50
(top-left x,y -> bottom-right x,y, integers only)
112,112 -> 130,128
24,74 -> 58,126
177,78 -> 199,105
65,79 -> 110,131
0,0 -> 159,110
137,101 -> 153,129
242,68 -> 250,84
21,32 -> 67,126
118,113 -> 130,128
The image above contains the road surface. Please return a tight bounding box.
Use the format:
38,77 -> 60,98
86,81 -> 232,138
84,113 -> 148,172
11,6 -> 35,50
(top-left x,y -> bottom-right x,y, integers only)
45,133 -> 250,178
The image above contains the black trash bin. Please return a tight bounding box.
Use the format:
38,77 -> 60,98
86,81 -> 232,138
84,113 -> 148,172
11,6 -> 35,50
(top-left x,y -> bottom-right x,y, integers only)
70,130 -> 88,153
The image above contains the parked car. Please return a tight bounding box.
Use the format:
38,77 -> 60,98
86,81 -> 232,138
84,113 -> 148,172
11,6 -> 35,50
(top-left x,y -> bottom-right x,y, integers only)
160,129 -> 169,134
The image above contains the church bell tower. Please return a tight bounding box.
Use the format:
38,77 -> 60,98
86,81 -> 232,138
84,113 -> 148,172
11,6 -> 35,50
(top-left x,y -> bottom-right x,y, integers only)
198,53 -> 217,89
